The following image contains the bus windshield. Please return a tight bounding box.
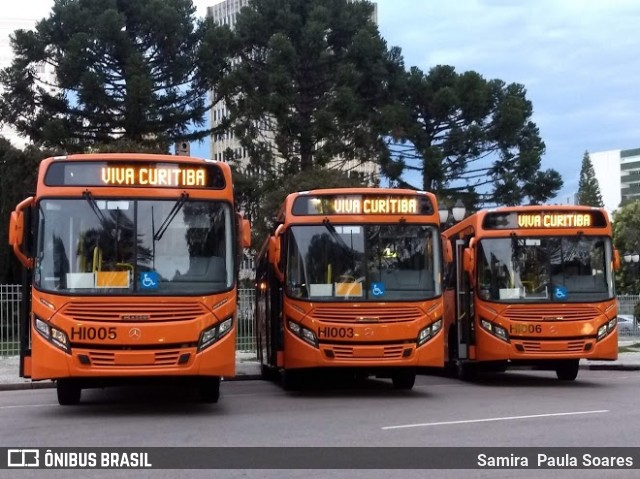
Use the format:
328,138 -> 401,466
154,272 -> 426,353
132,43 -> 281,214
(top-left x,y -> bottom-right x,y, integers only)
285,224 -> 441,301
476,236 -> 614,303
35,198 -> 233,295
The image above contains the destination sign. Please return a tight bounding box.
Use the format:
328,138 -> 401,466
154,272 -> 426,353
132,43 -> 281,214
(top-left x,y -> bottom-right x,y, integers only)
44,161 -> 226,189
483,211 -> 608,230
292,194 -> 434,216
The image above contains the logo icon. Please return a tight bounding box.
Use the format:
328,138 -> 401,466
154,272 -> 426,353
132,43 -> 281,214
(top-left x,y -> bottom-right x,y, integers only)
371,282 -> 385,297
140,271 -> 159,290
553,285 -> 568,300
7,449 -> 39,468
129,328 -> 142,340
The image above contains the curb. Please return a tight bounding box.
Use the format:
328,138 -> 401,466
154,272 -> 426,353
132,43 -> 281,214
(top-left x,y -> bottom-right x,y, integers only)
586,364 -> 640,371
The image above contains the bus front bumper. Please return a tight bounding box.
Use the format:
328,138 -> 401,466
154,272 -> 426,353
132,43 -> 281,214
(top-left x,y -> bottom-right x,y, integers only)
29,329 -> 236,380
282,329 -> 444,370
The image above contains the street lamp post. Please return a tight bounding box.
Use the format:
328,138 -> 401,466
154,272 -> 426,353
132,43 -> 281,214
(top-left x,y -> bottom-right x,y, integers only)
623,252 -> 640,292
438,199 -> 466,227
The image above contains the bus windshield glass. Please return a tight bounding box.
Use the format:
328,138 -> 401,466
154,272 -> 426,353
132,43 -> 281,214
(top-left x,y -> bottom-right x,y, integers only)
285,224 -> 440,301
477,236 -> 613,302
35,198 -> 233,295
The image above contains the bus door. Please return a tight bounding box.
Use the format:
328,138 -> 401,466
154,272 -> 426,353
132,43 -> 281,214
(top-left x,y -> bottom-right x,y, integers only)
455,239 -> 474,361
19,207 -> 34,378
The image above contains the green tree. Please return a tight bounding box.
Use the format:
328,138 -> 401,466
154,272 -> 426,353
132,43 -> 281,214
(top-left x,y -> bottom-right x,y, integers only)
214,0 -> 403,175
0,139 -> 61,284
234,164 -> 366,250
383,65 -> 562,207
613,200 -> 640,294
576,151 -> 604,207
0,0 -> 231,152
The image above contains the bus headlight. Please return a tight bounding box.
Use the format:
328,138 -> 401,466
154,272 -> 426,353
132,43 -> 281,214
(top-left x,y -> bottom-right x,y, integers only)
480,317 -> 509,343
287,319 -> 318,348
608,318 -> 617,332
597,324 -> 608,341
34,317 -> 71,354
198,317 -> 233,352
417,319 -> 442,346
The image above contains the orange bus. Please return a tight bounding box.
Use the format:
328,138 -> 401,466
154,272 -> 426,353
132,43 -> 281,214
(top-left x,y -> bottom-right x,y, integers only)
442,205 -> 619,381
8,153 -> 250,404
255,188 -> 445,390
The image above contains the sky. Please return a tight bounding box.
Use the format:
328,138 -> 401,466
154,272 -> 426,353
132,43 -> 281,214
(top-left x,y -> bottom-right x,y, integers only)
3,0 -> 639,202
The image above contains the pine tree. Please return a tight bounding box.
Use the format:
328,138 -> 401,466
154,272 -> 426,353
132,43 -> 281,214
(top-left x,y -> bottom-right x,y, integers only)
0,0 -> 230,152
576,151 -> 604,207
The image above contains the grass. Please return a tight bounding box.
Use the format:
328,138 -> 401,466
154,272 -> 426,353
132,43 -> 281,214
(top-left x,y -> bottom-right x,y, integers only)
619,342 -> 640,353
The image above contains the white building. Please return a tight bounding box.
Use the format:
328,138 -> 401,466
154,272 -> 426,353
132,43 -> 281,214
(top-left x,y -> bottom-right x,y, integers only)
206,0 -> 379,183
590,148 -> 640,213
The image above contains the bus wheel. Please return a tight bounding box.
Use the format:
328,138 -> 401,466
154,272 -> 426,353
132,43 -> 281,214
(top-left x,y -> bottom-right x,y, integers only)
199,377 -> 221,403
457,361 -> 476,381
555,360 -> 579,381
282,369 -> 304,391
261,364 -> 278,381
392,369 -> 416,390
56,380 -> 81,406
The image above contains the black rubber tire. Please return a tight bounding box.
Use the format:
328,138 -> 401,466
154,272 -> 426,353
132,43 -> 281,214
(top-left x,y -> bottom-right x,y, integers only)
199,377 -> 221,403
555,359 -> 579,381
391,369 -> 416,390
457,361 -> 477,381
281,369 -> 304,391
56,379 -> 81,406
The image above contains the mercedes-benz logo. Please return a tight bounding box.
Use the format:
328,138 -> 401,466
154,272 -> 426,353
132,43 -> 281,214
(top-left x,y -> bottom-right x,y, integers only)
129,328 -> 141,340
364,327 -> 374,337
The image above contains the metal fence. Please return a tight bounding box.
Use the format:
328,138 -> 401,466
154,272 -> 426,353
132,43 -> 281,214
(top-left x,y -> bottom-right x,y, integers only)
0,286 -> 256,357
0,285 -> 21,357
1,285 -> 638,357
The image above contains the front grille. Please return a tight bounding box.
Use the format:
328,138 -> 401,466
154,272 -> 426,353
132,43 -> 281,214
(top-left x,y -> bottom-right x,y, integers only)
313,306 -> 422,323
62,302 -> 207,322
502,305 -> 600,322
518,340 -> 586,353
86,350 -> 182,367
330,345 -> 406,360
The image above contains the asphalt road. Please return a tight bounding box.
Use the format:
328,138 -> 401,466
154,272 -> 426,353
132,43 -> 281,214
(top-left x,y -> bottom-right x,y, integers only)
1,369 -> 639,479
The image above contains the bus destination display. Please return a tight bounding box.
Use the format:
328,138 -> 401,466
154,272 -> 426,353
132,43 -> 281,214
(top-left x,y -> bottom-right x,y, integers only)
44,161 -> 226,189
483,211 -> 608,229
292,194 -> 434,216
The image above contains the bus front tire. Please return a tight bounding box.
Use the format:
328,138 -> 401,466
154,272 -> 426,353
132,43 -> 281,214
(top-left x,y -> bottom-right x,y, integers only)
282,369 -> 304,391
56,380 -> 81,406
457,361 -> 477,381
392,369 -> 416,390
199,377 -> 221,403
555,360 -> 579,381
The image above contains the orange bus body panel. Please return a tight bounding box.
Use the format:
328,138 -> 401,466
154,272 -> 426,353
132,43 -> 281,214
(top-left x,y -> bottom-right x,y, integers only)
12,154 -> 243,387
442,205 -> 619,370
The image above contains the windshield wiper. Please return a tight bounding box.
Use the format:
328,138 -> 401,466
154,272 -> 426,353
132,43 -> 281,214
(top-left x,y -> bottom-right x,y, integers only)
153,192 -> 189,242
83,190 -> 108,225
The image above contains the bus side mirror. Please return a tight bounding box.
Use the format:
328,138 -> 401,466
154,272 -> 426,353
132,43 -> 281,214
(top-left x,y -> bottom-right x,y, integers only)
463,247 -> 475,286
8,211 -> 24,247
442,236 -> 453,264
241,219 -> 251,249
613,249 -> 621,271
8,197 -> 34,268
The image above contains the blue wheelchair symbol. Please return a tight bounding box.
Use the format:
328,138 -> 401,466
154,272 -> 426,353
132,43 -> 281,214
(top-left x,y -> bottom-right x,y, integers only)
140,271 -> 159,290
371,282 -> 385,297
553,285 -> 568,300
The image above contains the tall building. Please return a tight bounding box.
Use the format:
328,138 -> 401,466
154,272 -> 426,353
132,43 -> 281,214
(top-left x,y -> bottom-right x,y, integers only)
589,147 -> 640,212
206,0 -> 379,183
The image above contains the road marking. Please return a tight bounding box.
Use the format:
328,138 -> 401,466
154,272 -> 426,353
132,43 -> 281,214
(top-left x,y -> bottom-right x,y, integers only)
382,409 -> 609,430
0,403 -> 53,410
